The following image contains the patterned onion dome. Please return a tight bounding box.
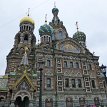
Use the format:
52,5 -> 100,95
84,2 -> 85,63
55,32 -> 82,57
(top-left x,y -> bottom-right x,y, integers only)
20,16 -> 35,25
52,7 -> 59,15
39,24 -> 53,36
73,31 -> 86,42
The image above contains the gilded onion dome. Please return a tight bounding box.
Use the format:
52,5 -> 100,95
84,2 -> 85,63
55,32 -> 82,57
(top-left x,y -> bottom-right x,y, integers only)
20,16 -> 35,25
39,23 -> 53,36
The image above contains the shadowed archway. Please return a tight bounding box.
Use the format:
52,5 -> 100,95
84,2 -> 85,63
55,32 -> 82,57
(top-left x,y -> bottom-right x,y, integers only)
15,96 -> 22,107
23,96 -> 29,107
15,96 -> 29,107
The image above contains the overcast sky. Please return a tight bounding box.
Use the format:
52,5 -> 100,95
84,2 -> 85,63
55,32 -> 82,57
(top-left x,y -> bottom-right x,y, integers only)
0,0 -> 107,75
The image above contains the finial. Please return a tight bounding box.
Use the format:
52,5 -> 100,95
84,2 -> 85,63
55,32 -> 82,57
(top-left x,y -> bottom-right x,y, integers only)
54,1 -> 56,8
27,8 -> 30,16
45,14 -> 47,23
76,21 -> 79,31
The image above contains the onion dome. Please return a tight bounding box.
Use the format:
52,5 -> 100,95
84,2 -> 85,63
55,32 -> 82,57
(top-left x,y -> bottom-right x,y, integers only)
20,16 -> 35,25
39,24 -> 53,36
73,31 -> 86,42
52,7 -> 59,15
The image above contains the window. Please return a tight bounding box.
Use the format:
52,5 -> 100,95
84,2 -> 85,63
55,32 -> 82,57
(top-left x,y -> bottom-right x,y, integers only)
41,37 -> 43,42
58,76 -> 62,80
88,64 -> 92,70
45,98 -> 53,107
57,68 -> 61,72
83,70 -> 88,74
92,80 -> 96,88
47,60 -> 51,67
70,62 -> 73,68
103,81 -> 106,87
24,34 -> 28,41
47,78 -> 51,88
0,97 -> 4,102
66,97 -> 73,107
75,62 -> 79,68
85,82 -> 90,87
57,59 -> 61,63
57,63 -> 61,67
46,36 -> 48,42
85,77 -> 89,81
49,37 -> 50,42
78,79 -> 82,88
58,81 -> 62,85
65,78 -> 69,88
71,79 -> 76,88
64,61 -> 68,68
58,87 -> 62,91
59,31 -> 63,39
83,66 -> 87,69
86,87 -> 91,92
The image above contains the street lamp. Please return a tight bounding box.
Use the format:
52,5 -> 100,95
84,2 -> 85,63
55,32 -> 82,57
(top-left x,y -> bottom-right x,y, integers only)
38,60 -> 45,107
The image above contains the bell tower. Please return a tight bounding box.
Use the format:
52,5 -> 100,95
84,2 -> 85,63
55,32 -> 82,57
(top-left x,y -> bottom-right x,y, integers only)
5,16 -> 36,74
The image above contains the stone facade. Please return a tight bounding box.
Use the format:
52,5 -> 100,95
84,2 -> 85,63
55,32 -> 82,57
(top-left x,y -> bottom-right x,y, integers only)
0,7 -> 107,107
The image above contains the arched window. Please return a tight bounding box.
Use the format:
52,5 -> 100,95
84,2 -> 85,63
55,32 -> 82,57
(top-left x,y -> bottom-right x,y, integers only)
75,62 -> 79,68
92,80 -> 96,88
41,37 -> 43,42
44,36 -> 48,42
44,36 -> 46,42
94,97 -> 100,106
26,26 -> 28,30
24,26 -> 26,30
49,37 -> 51,42
66,97 -> 73,107
65,78 -> 69,88
46,78 -> 51,88
45,98 -> 53,107
78,79 -> 82,88
79,97 -> 85,107
24,34 -> 28,41
0,96 -> 5,102
64,61 -> 67,68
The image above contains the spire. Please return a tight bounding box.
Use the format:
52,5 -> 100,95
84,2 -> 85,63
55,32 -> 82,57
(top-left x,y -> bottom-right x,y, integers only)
45,14 -> 47,24
21,47 -> 29,65
76,21 -> 79,31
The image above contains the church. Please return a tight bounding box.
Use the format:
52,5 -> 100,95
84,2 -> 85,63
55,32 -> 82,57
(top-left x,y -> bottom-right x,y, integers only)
0,6 -> 107,107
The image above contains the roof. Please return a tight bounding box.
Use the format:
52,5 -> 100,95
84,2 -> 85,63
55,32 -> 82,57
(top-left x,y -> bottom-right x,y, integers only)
20,16 -> 35,25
